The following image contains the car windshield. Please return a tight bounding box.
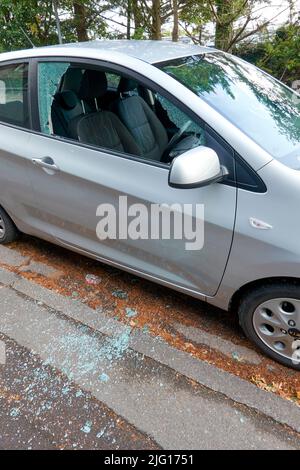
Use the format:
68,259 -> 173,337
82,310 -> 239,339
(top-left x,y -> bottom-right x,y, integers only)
157,53 -> 300,168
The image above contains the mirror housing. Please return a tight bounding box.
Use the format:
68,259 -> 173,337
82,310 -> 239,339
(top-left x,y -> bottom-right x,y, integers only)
168,146 -> 226,189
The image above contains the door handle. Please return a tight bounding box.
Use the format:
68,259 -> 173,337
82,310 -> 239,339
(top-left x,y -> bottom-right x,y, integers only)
32,157 -> 60,172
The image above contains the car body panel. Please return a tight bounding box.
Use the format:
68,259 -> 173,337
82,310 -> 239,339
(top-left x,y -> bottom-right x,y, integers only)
211,159 -> 300,309
26,132 -> 236,297
0,125 -> 37,230
0,40 -> 215,65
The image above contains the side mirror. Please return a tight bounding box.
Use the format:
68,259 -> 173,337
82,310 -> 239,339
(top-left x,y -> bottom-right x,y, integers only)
168,146 -> 226,189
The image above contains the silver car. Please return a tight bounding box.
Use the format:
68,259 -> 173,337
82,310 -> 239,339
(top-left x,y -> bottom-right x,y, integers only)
0,40 -> 299,369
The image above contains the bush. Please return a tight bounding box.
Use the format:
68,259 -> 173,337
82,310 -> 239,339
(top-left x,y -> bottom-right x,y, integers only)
236,24 -> 300,86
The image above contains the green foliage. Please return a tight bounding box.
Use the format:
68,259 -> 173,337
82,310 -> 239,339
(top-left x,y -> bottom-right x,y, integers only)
257,24 -> 300,85
0,0 -> 58,51
0,1 -> 298,87
0,0 -> 109,51
180,0 -> 211,42
237,24 -> 300,85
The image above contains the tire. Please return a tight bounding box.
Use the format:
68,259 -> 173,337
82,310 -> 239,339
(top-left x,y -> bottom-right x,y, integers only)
238,282 -> 300,370
0,207 -> 19,244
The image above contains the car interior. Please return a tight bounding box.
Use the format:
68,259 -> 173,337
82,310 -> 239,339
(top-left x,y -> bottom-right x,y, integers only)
50,65 -> 204,164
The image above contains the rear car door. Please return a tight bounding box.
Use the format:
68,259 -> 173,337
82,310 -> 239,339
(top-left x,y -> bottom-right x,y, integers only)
0,60 -> 38,234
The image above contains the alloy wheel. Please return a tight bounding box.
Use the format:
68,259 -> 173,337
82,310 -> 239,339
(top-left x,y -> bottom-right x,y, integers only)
253,298 -> 300,364
0,215 -> 6,239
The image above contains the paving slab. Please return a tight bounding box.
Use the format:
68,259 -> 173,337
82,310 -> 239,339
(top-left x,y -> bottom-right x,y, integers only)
12,273 -> 125,337
0,268 -> 18,286
173,322 -> 262,365
0,245 -> 29,267
20,261 -> 62,279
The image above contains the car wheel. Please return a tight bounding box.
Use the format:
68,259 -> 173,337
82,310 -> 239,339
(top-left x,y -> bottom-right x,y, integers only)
238,282 -> 300,369
0,207 -> 19,244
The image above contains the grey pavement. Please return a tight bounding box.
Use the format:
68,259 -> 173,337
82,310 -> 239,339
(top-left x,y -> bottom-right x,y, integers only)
0,333 -> 159,450
173,322 -> 262,365
0,264 -> 299,449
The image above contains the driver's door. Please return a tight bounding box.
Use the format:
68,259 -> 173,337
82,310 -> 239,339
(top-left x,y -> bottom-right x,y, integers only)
28,59 -> 237,298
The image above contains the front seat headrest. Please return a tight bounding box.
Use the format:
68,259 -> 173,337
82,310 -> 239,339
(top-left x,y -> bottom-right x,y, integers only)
54,90 -> 78,110
61,67 -> 83,93
79,70 -> 108,101
118,77 -> 138,94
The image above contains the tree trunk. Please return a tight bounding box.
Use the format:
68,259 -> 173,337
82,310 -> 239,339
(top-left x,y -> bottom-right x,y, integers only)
131,0 -> 143,38
127,0 -> 132,40
151,0 -> 161,40
53,0 -> 63,44
214,0 -> 233,51
172,0 -> 179,42
73,1 -> 88,42
198,24 -> 203,45
288,0 -> 296,23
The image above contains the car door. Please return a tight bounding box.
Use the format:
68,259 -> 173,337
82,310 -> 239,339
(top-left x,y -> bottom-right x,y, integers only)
27,58 -> 237,298
0,61 -> 38,233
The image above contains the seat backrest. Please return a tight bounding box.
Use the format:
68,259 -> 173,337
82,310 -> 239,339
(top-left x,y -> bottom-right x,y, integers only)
116,78 -> 168,161
52,67 -> 105,138
51,67 -> 85,138
69,69 -> 142,156
67,69 -> 107,140
76,110 -> 142,156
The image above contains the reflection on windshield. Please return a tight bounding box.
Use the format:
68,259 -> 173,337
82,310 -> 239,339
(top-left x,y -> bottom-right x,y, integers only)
159,53 -> 300,165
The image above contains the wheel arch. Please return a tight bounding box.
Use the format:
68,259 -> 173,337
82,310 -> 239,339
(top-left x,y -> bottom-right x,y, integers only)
229,276 -> 300,314
0,204 -> 20,229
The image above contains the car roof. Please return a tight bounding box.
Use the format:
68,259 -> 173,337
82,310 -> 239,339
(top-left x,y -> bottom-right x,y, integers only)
0,40 -> 215,65
57,40 -> 215,63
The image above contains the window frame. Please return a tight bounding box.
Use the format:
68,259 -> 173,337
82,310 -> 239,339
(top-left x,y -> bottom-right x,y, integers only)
30,55 -> 265,192
31,56 -> 234,171
0,58 -> 32,131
